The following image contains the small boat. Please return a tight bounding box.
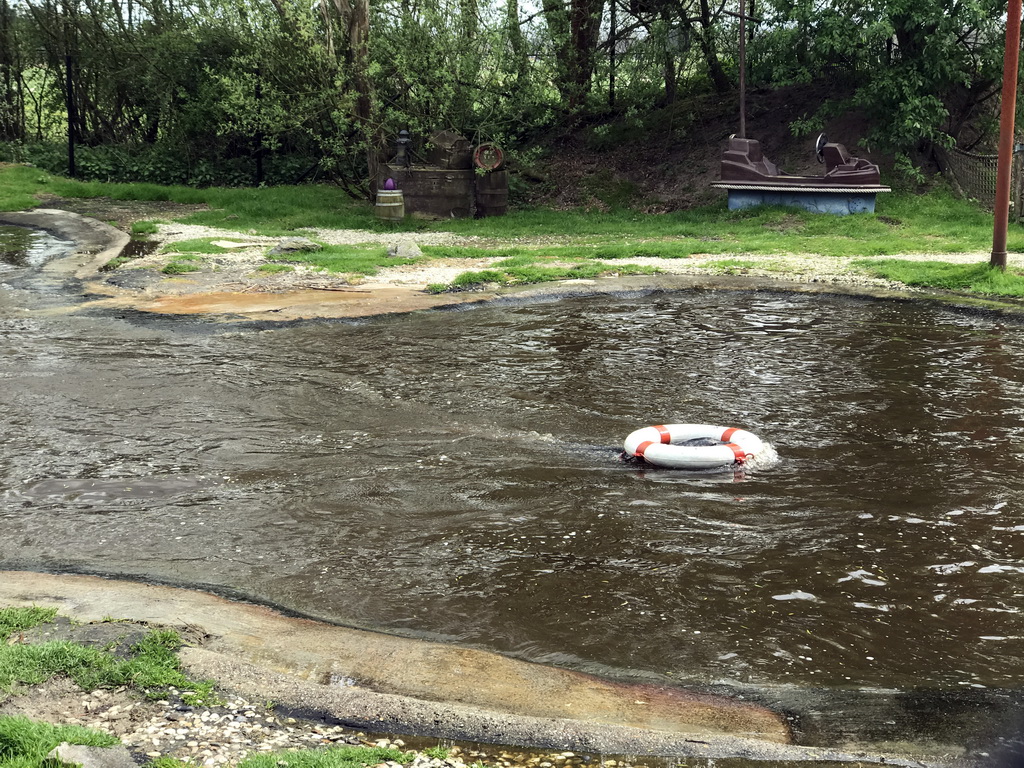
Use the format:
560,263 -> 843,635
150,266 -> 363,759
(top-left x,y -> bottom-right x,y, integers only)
710,134 -> 890,214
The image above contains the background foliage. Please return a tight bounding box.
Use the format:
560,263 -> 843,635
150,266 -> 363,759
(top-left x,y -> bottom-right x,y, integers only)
0,0 -> 1011,190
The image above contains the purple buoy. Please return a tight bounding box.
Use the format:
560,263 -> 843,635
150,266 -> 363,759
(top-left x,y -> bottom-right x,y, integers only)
384,177 -> 397,190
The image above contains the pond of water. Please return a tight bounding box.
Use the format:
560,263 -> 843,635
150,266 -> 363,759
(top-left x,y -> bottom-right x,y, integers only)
2,225 -> 1023,745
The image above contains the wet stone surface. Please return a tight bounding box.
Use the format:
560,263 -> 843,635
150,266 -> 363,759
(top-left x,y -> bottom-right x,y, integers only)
17,617 -> 160,658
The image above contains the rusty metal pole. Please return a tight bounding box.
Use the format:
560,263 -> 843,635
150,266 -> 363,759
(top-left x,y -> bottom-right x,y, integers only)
737,0 -> 746,138
991,0 -> 1023,269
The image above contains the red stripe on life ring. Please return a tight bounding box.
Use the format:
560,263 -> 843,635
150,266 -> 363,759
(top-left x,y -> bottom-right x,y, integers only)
726,442 -> 746,464
654,425 -> 672,443
721,427 -> 739,442
635,440 -> 654,460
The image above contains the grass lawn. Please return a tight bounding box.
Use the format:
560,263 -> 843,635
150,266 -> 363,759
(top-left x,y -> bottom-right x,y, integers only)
0,607 -> 218,705
0,715 -> 120,768
854,259 -> 1024,297
5,161 -> 1024,295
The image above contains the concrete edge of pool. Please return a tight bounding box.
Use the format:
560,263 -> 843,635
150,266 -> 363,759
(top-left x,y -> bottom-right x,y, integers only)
0,571 -> 960,766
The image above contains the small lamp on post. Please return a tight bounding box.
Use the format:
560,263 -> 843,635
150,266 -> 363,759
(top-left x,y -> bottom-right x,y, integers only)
392,129 -> 412,168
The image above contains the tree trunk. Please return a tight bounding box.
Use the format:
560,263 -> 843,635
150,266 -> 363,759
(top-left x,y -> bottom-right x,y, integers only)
542,0 -> 604,110
697,0 -> 728,93
0,0 -> 23,141
348,0 -> 378,188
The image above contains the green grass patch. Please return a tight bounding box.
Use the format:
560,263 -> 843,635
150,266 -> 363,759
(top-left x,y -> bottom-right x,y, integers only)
146,759 -> 192,768
421,241 -> 699,261
179,186 -> 386,235
161,260 -> 203,275
101,256 -> 133,271
257,263 -> 296,274
854,259 -> 1024,297
131,220 -> 160,235
0,715 -> 119,768
0,165 -> 57,211
160,238 -> 230,255
433,191 -> 1024,257
443,259 -> 661,291
0,163 -> 387,235
0,608 -> 57,642
0,620 -> 219,704
267,244 -> 401,275
703,258 -> 761,274
159,243 -> 209,275
239,746 -> 413,768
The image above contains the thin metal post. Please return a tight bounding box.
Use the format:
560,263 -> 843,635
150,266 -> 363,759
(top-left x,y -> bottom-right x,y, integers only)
737,0 -> 745,138
991,0 -> 1023,268
65,53 -> 75,178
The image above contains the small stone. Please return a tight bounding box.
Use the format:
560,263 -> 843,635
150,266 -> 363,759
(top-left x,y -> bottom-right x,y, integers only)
268,237 -> 322,256
386,242 -> 423,259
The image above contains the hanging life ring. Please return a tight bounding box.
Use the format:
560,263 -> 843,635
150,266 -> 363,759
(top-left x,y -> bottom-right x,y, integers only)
473,143 -> 505,171
623,424 -> 763,470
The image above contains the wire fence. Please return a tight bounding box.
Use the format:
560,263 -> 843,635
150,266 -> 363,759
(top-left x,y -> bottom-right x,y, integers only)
936,143 -> 1024,221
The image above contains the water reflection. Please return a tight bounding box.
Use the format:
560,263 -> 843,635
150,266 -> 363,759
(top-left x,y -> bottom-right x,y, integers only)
0,224 -> 75,269
2,285 -> 1023,698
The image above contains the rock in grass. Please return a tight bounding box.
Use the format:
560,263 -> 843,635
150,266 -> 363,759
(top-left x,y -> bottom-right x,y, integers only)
47,743 -> 140,768
387,242 -> 423,259
268,237 -> 322,256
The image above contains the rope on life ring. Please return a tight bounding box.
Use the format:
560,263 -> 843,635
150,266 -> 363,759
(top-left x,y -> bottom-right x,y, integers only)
473,143 -> 505,171
623,424 -> 763,470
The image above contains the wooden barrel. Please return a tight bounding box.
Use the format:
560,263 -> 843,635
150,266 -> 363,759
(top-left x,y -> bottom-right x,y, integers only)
475,170 -> 509,217
375,189 -> 405,222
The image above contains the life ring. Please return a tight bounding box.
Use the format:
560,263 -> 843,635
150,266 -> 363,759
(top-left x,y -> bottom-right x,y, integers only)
623,424 -> 763,470
473,143 -> 505,171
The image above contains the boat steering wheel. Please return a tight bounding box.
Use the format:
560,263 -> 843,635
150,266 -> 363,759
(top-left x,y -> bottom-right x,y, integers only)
815,133 -> 829,164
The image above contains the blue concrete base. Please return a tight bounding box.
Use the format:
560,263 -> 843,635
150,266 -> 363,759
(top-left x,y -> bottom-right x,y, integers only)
727,189 -> 878,215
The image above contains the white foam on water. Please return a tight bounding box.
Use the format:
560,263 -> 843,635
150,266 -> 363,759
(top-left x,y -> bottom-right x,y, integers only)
978,564 -> 1024,574
927,561 -> 976,574
854,602 -> 893,612
772,590 -> 818,601
838,569 -> 888,585
747,441 -> 780,470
